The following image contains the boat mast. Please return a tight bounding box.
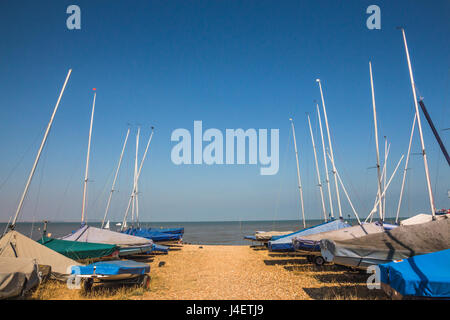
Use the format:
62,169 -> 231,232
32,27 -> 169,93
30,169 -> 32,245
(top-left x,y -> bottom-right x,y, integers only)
316,104 -> 334,219
134,127 -> 140,226
400,28 -> 436,219
395,114 -> 417,224
382,137 -> 388,220
316,79 -> 343,219
307,114 -> 327,222
365,154 -> 405,222
11,70 -> 72,228
289,118 -> 306,228
81,90 -> 96,224
101,127 -> 130,228
121,127 -> 154,230
325,151 -> 361,225
369,61 -> 385,222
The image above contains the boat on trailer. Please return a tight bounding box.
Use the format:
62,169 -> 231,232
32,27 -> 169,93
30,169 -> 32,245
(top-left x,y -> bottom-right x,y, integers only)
320,217 -> 450,269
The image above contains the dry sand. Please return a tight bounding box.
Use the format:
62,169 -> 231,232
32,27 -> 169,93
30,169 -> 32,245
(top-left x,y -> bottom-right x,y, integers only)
29,244 -> 388,300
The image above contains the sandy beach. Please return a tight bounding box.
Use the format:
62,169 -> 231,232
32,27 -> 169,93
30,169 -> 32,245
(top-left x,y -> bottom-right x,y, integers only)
29,244 -> 387,300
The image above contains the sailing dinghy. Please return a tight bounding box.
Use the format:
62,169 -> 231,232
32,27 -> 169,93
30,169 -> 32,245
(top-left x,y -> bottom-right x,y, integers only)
320,217 -> 450,269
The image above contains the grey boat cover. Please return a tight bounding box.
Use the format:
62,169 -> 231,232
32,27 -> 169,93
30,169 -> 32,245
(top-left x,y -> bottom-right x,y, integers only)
0,231 -> 80,275
60,224 -> 153,247
255,231 -> 293,241
400,213 -> 450,226
293,222 -> 385,251
0,257 -> 40,299
320,217 -> 450,269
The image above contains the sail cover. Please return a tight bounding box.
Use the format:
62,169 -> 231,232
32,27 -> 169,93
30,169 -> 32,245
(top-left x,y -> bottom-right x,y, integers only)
320,217 -> 450,269
0,257 -> 40,299
293,222 -> 385,253
268,219 -> 351,252
60,225 -> 153,247
37,236 -> 119,260
379,249 -> 450,298
0,231 -> 80,275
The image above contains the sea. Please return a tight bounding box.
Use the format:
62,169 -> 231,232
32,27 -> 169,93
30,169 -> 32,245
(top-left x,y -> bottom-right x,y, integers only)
0,218 -> 398,245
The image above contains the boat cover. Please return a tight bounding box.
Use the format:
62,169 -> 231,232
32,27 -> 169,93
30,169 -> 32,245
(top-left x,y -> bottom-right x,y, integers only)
320,217 -> 450,269
0,257 -> 40,299
292,222 -> 384,253
60,224 -> 153,247
0,231 -> 80,275
147,227 -> 184,235
268,219 -> 350,252
244,235 -> 257,241
37,236 -> 119,261
379,249 -> 450,298
400,213 -> 450,226
122,228 -> 182,242
71,260 -> 150,276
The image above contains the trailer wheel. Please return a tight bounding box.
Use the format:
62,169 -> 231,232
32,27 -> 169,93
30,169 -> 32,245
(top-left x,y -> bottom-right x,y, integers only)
82,278 -> 93,292
140,274 -> 150,289
314,256 -> 325,266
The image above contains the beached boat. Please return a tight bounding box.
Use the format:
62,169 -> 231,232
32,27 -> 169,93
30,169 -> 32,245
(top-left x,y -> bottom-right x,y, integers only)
292,222 -> 385,255
71,260 -> 151,291
379,249 -> 450,299
61,224 -> 154,256
268,219 -> 350,252
122,228 -> 182,243
320,217 -> 450,269
37,236 -> 119,261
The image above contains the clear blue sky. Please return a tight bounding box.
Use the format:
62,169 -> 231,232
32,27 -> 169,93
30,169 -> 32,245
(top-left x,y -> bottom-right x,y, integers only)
0,0 -> 448,223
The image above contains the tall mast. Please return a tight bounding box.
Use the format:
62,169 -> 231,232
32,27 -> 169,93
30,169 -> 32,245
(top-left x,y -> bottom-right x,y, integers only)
289,118 -> 306,228
122,127 -> 154,230
81,90 -> 96,224
11,70 -> 72,228
307,114 -> 327,222
101,128 -> 130,228
316,104 -> 334,218
134,127 -> 140,226
382,137 -> 388,220
325,151 -> 361,225
395,114 -> 417,223
400,28 -> 436,219
369,61 -> 384,222
316,79 -> 342,218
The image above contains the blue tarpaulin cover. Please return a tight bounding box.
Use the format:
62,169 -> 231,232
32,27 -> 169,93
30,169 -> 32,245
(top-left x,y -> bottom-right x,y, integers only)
379,249 -> 450,298
71,260 -> 150,276
152,243 -> 169,253
122,228 -> 182,242
268,220 -> 350,252
147,227 -> 184,235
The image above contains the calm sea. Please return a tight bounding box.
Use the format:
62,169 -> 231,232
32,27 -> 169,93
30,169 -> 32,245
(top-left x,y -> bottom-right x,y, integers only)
0,218 -> 397,245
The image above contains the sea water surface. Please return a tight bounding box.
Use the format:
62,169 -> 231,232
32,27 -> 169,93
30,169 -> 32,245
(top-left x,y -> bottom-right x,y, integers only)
0,218 -> 396,245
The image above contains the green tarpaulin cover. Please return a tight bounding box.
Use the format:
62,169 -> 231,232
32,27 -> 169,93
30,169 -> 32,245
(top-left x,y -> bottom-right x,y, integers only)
37,236 -> 118,261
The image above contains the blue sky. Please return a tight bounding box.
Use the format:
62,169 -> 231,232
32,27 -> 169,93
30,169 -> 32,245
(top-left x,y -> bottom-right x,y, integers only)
0,0 -> 448,223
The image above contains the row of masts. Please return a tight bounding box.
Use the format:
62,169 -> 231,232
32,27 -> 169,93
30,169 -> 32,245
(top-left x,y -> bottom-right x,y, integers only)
289,28 -> 438,226
80,89 -> 155,229
7,28 -> 441,231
